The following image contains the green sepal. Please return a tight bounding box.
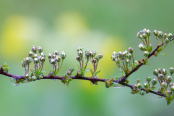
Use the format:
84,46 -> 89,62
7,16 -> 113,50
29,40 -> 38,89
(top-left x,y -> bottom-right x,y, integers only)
151,86 -> 156,90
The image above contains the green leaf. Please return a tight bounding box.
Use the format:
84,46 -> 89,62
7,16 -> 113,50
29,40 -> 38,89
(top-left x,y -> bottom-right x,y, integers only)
151,86 -> 156,90
2,63 -> 9,72
95,70 -> 101,75
65,75 -> 68,79
160,53 -> 167,56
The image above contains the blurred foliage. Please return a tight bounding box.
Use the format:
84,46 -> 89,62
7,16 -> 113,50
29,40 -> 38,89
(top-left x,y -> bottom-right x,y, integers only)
0,0 -> 174,116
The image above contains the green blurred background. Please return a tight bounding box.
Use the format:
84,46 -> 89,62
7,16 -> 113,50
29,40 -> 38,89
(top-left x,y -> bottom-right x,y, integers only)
0,0 -> 174,116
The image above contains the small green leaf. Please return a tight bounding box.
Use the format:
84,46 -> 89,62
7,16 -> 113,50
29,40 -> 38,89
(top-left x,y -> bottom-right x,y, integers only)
1,63 -> 9,72
65,75 -> 68,79
151,86 -> 156,90
160,53 -> 167,56
95,70 -> 101,75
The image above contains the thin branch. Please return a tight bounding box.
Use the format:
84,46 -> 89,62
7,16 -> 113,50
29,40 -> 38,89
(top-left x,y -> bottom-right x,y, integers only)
0,67 -> 166,97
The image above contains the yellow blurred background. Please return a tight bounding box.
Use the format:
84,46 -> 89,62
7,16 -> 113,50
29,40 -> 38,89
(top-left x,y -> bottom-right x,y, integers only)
0,0 -> 174,116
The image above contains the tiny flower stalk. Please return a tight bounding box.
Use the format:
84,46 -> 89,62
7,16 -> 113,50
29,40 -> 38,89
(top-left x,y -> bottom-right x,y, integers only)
48,51 -> 66,76
76,47 -> 103,78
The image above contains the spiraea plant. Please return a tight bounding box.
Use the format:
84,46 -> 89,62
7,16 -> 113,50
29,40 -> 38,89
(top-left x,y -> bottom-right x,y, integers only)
0,28 -> 174,105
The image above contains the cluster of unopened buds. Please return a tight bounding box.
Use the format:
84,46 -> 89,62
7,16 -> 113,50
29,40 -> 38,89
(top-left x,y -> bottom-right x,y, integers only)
47,50 -> 66,76
111,47 -> 135,77
131,67 -> 174,105
76,46 -> 103,78
21,46 -> 46,82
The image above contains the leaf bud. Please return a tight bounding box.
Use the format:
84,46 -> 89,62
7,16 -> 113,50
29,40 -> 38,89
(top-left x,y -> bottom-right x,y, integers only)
157,68 -> 162,73
128,47 -> 133,54
169,67 -> 174,75
137,83 -> 142,89
94,56 -> 99,61
77,46 -> 83,52
153,69 -> 158,76
161,82 -> 167,88
111,55 -> 115,61
135,79 -> 141,83
98,53 -> 103,59
146,29 -> 151,36
144,83 -> 149,89
153,30 -> 158,36
158,74 -> 164,80
40,52 -> 45,57
92,58 -> 97,63
40,57 -> 45,63
28,51 -> 33,57
146,77 -> 151,82
55,56 -> 61,62
85,49 -> 90,57
91,51 -> 96,57
77,51 -> 83,56
152,79 -> 157,86
25,74 -> 29,79
143,33 -> 147,39
134,84 -> 138,89
158,31 -> 163,38
33,54 -> 38,58
32,45 -> 37,53
138,43 -> 145,51
48,53 -> 52,59
170,86 -> 174,91
66,70 -> 72,76
169,82 -> 174,87
163,33 -> 168,39
32,76 -> 37,81
161,69 -> 167,75
61,51 -> 66,60
144,51 -> 149,57
53,50 -> 59,55
140,91 -> 146,96
37,46 -> 43,53
166,76 -> 172,83
165,38 -> 170,44
168,33 -> 173,39
126,53 -> 132,59
34,58 -> 39,64
50,59 -> 56,65
76,56 -> 81,61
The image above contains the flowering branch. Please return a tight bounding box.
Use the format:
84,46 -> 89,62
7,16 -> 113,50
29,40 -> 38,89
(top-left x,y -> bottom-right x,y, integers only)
0,28 -> 174,105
